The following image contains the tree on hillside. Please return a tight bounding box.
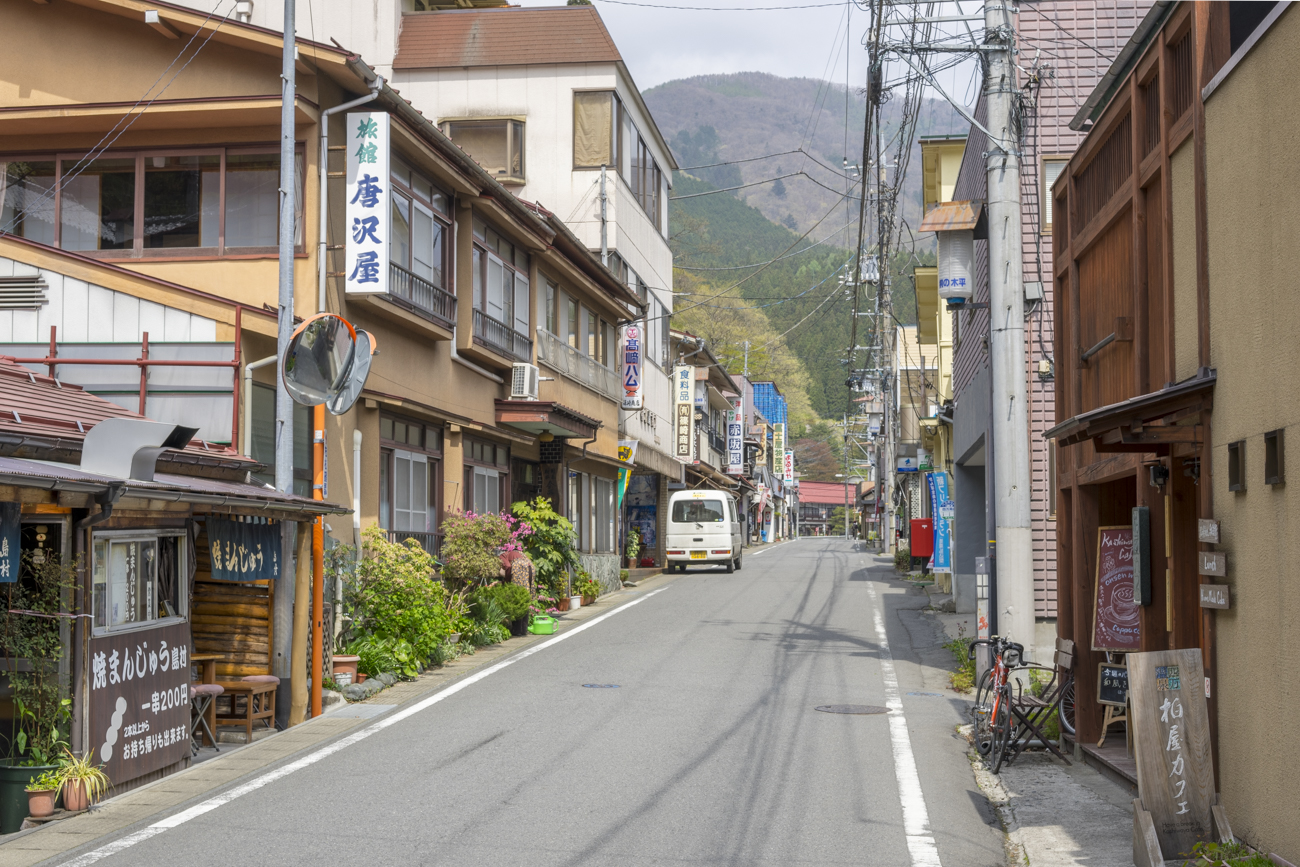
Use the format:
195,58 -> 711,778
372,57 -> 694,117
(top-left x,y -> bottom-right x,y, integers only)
792,437 -> 839,481
771,177 -> 786,198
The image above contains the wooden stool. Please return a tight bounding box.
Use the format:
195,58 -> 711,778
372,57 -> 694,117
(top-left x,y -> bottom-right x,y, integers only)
214,680 -> 277,743
190,683 -> 224,753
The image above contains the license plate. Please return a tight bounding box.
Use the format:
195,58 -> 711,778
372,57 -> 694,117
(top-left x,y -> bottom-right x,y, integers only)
690,551 -> 707,560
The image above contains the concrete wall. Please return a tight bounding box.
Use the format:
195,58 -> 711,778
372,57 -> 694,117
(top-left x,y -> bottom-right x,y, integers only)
1203,7 -> 1300,860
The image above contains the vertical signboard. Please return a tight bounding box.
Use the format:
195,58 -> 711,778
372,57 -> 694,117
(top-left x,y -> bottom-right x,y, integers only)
620,324 -> 643,410
0,501 -> 18,582
783,450 -> 794,483
1092,526 -> 1141,652
89,621 -> 192,785
725,398 -> 743,475
772,423 -> 785,473
673,365 -> 693,460
926,472 -> 952,573
345,111 -> 390,296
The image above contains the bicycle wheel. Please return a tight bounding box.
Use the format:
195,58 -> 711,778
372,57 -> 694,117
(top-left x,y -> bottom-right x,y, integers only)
972,670 -> 995,756
1058,680 -> 1077,737
991,686 -> 1013,774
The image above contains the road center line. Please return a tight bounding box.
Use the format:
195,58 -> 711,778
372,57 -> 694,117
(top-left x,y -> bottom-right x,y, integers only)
61,585 -> 670,867
866,582 -> 943,867
749,538 -> 798,556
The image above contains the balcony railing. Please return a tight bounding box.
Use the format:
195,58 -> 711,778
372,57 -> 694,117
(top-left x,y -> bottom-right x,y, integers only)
472,308 -> 532,362
534,328 -> 621,403
386,530 -> 443,559
708,430 -> 727,456
389,263 -> 456,330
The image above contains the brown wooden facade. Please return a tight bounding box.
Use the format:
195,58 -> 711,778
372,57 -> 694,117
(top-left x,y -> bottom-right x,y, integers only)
1048,3 -> 1239,754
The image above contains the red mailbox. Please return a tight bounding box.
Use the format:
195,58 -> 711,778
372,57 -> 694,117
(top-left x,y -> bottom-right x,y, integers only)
910,518 -> 934,557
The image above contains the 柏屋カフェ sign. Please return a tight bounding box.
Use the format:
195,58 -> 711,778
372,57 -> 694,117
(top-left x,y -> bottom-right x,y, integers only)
1092,526 -> 1140,652
621,324 -> 643,410
205,517 -> 281,582
345,111 -> 391,296
89,620 -> 192,785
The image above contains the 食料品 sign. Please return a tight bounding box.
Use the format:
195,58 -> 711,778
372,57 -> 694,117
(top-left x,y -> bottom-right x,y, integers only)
1092,525 -> 1140,652
673,366 -> 693,460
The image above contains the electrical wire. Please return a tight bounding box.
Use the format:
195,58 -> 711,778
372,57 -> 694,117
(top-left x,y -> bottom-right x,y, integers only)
676,149 -> 803,171
674,214 -> 859,272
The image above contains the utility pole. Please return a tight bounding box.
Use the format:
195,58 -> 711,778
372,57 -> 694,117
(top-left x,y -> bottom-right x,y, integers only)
275,0 -> 296,495
984,2 -> 1034,649
742,341 -> 750,377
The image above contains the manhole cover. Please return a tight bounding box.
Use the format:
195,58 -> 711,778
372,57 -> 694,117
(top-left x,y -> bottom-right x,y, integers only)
815,704 -> 887,715
908,692 -> 944,697
582,684 -> 620,689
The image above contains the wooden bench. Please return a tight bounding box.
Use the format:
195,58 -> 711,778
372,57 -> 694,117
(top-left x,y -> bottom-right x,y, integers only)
214,680 -> 277,743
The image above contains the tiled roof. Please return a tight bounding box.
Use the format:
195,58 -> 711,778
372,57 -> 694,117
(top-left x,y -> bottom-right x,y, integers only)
394,7 -> 622,69
798,480 -> 873,506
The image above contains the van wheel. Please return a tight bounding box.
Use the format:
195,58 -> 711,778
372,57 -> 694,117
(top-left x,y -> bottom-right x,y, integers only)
725,558 -> 735,574
734,553 -> 742,571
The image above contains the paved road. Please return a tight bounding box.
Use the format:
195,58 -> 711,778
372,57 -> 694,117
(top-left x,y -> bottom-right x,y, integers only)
62,539 -> 1004,867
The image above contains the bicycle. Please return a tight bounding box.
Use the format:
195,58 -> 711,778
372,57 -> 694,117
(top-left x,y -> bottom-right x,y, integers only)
968,636 -> 1024,774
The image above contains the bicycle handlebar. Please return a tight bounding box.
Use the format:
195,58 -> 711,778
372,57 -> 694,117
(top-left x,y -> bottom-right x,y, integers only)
967,637 -> 1025,661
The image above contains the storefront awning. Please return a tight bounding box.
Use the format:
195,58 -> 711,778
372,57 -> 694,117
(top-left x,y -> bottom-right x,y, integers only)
1044,368 -> 1215,452
494,399 -> 599,440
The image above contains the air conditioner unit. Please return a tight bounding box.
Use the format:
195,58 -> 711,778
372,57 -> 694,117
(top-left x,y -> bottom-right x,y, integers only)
511,363 -> 540,400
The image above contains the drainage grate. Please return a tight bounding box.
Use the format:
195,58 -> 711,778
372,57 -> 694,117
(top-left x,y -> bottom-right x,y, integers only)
582,684 -> 620,689
815,704 -> 887,715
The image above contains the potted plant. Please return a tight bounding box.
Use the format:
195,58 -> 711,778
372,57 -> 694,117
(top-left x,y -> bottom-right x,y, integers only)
1,551 -> 77,834
55,749 -> 109,812
24,770 -> 60,819
577,576 -> 601,607
625,527 -> 641,570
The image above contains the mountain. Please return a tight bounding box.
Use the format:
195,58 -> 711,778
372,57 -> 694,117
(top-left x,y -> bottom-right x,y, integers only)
644,72 -> 968,244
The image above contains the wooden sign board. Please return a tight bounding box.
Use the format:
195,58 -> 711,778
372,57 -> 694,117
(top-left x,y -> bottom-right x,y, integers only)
1197,519 -> 1220,544
1198,551 -> 1227,577
1093,526 -> 1141,652
1097,662 -> 1129,707
1129,649 -> 1216,857
1199,584 -> 1230,610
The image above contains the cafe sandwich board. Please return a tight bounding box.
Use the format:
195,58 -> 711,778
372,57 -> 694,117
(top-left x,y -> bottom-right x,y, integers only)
1092,526 -> 1141,652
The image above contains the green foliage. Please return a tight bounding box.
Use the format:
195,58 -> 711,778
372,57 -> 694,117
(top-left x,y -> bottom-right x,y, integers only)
894,546 -> 911,572
511,498 -> 579,596
828,506 -> 846,536
1189,840 -> 1274,866
346,527 -> 464,668
625,527 -> 641,561
944,627 -> 975,694
1,551 -> 78,765
472,584 -> 531,621
439,511 -> 512,584
349,635 -> 422,680
26,770 -> 60,793
576,577 -> 601,599
55,748 -> 110,802
463,593 -> 512,646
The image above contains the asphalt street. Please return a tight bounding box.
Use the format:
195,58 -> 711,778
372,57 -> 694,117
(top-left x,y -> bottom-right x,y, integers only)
58,538 -> 1004,867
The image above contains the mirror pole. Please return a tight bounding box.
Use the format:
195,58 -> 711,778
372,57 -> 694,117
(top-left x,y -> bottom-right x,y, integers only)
312,403 -> 325,720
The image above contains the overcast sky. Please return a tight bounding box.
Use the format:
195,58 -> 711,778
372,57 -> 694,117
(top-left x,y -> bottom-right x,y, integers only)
510,1 -> 978,102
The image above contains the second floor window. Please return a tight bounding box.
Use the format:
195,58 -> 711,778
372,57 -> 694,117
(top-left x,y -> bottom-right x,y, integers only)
442,120 -> 525,183
390,157 -> 450,288
472,218 -> 530,336
573,91 -> 622,169
0,148 -> 302,256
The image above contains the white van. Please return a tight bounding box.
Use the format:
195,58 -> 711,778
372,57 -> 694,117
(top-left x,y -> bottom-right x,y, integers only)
665,489 -> 743,573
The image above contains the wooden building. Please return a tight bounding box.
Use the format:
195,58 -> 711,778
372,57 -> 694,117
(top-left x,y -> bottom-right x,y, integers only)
1046,0 -> 1287,800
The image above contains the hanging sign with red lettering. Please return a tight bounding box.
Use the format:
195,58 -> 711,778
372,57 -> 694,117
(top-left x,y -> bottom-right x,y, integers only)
1092,525 -> 1141,652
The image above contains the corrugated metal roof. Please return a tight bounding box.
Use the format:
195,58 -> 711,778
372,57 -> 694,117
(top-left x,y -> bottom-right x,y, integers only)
917,200 -> 984,232
394,7 -> 622,70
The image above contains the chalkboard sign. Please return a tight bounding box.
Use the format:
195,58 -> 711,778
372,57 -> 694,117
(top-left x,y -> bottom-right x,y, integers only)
1092,525 -> 1141,652
1097,662 -> 1129,707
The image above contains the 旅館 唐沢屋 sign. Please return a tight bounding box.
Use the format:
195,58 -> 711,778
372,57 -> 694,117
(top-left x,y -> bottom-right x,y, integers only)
1092,526 -> 1140,652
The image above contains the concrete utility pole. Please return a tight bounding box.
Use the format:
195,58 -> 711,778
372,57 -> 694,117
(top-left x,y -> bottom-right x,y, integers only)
275,0 -> 296,495
984,2 -> 1034,649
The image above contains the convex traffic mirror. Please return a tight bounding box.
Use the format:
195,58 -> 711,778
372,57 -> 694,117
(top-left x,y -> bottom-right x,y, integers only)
281,313 -> 376,415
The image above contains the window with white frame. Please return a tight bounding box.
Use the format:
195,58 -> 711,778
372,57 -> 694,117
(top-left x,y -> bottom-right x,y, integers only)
1042,158 -> 1068,233
464,438 -> 510,514
91,532 -> 187,633
472,218 -> 530,336
390,157 -> 450,289
595,477 -> 615,553
378,415 -> 442,535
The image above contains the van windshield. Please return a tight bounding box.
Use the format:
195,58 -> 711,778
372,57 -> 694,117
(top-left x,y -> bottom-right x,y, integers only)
672,499 -> 725,523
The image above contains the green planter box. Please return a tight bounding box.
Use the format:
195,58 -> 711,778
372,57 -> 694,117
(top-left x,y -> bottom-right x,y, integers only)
0,759 -> 59,834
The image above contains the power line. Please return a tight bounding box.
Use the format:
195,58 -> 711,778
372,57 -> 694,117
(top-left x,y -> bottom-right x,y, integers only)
674,215 -> 858,272
676,149 -> 802,171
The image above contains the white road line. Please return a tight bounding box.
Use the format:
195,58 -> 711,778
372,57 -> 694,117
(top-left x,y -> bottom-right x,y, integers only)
61,586 -> 670,867
866,582 -> 943,867
749,538 -> 798,556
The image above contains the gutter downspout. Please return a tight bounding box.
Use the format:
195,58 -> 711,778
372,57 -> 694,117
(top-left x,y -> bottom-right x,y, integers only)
352,429 -> 362,561
243,355 -> 277,457
318,77 -> 384,314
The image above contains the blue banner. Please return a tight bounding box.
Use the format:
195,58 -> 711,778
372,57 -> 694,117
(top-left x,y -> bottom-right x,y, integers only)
206,517 -> 281,582
0,501 -> 19,583
926,472 -> 953,572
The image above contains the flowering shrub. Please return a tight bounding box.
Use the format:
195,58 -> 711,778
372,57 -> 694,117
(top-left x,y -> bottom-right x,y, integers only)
346,527 -> 465,667
511,497 -> 579,596
439,511 -> 513,584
